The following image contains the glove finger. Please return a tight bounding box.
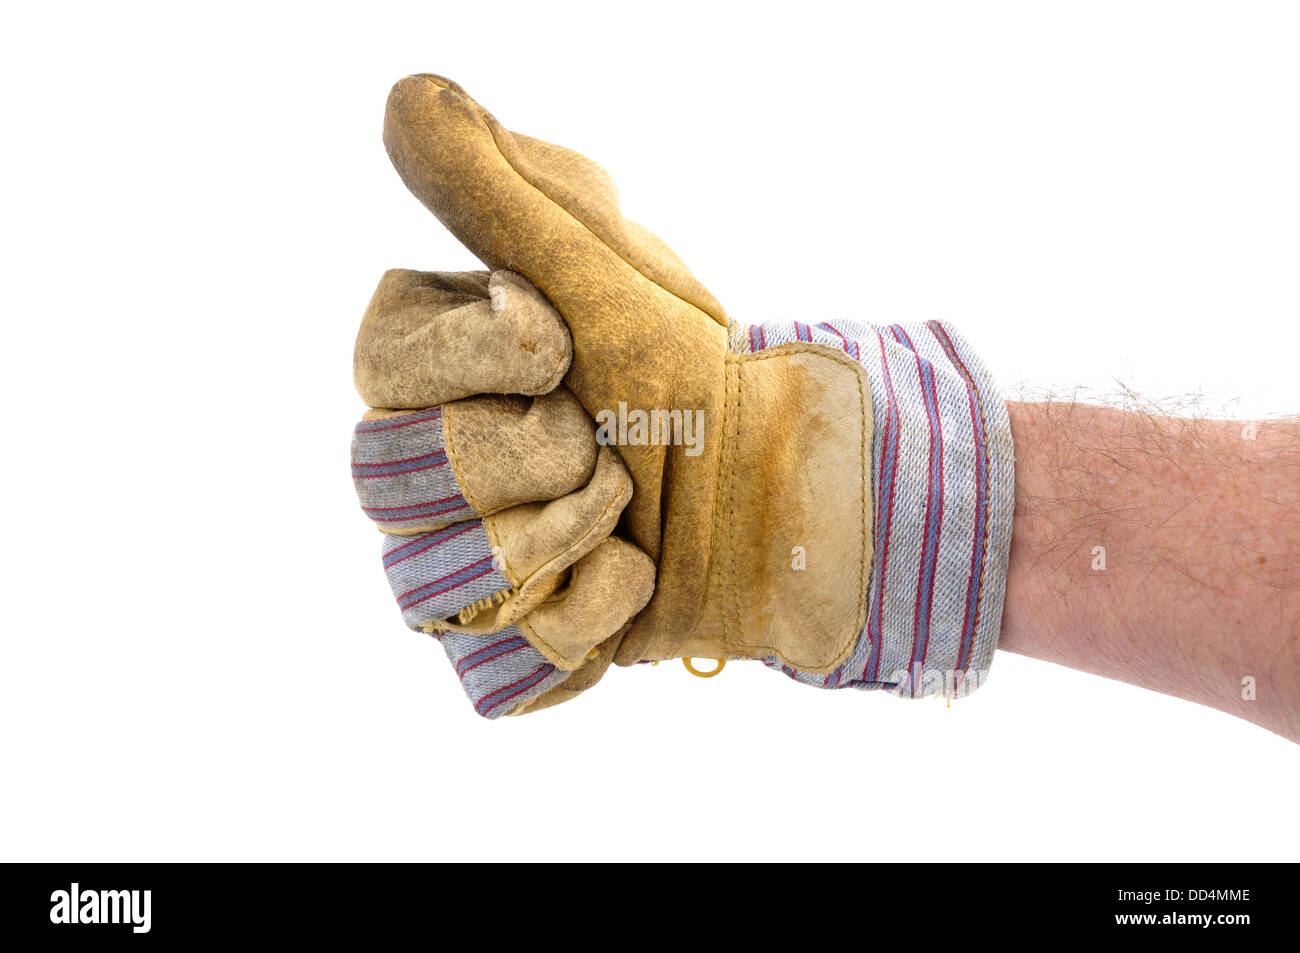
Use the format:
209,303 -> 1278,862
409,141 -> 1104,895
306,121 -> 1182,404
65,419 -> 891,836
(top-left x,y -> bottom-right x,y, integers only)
436,625 -> 570,720
516,537 -> 655,670
377,444 -> 633,634
434,536 -> 655,719
352,387 -> 597,535
382,519 -> 508,631
450,445 -> 633,632
505,628 -> 624,718
383,74 -> 726,332
443,388 -> 596,518
354,267 -> 571,409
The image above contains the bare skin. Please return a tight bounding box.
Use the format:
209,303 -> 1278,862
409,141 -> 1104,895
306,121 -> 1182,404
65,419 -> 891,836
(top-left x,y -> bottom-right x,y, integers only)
999,401 -> 1300,742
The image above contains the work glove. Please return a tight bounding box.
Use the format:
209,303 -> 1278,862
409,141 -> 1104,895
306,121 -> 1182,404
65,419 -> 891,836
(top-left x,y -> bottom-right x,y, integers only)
358,74 -> 1016,715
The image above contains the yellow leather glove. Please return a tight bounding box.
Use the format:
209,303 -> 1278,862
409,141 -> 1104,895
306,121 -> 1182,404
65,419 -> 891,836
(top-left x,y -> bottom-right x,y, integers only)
360,74 -> 1016,714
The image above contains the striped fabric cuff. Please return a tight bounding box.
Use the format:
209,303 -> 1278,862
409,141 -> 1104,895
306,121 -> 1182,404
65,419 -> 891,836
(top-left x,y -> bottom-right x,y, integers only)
381,523 -> 509,630
742,320 -> 1014,699
354,406 -> 571,718
438,628 -> 568,720
351,408 -> 476,532
382,524 -> 569,718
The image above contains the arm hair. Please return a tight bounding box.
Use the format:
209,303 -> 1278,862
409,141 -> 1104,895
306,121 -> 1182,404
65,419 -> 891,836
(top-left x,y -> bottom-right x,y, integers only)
1000,400 -> 1300,742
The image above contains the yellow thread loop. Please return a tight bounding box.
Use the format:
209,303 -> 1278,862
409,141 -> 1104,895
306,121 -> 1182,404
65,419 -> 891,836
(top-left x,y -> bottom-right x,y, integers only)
682,657 -> 726,678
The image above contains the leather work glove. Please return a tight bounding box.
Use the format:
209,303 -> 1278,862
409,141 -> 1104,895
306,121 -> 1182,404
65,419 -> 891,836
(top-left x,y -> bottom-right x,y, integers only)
352,268 -> 654,717
357,74 -> 1017,715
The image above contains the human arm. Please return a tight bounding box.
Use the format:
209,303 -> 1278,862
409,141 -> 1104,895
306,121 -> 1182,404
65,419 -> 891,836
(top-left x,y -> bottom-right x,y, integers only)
1000,400 -> 1300,742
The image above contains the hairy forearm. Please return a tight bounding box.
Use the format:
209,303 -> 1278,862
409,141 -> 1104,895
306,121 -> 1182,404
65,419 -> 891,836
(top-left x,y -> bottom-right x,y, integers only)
999,401 -> 1300,742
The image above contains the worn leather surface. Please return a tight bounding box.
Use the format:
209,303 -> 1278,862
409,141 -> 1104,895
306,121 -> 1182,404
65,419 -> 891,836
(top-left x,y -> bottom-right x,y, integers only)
443,445 -> 635,643
382,75 -> 874,674
443,389 -> 597,518
355,268 -> 571,410
517,538 -> 655,671
679,345 -> 873,673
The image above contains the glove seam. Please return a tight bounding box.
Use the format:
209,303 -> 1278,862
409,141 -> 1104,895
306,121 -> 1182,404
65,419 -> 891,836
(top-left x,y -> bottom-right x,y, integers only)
440,404 -> 485,517
709,342 -> 871,673
726,358 -> 743,652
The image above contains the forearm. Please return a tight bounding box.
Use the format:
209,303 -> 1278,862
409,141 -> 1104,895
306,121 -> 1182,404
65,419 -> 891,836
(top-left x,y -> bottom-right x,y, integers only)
999,401 -> 1300,742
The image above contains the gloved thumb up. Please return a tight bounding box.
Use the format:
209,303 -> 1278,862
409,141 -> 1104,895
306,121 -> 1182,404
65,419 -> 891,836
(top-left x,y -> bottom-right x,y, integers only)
381,76 -> 873,678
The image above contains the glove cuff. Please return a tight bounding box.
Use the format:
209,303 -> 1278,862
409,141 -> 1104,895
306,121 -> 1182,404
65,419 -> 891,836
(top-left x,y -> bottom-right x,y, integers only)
742,319 -> 1015,698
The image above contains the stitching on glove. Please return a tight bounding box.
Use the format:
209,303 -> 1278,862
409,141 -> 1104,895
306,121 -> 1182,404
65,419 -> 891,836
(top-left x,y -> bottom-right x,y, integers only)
456,588 -> 512,625
726,358 -> 743,653
927,320 -> 996,686
719,342 -> 871,673
701,358 -> 741,658
440,406 -> 484,516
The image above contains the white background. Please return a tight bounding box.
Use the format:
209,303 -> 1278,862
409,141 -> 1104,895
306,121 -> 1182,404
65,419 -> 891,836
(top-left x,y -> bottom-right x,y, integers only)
2,1 -> 1297,861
